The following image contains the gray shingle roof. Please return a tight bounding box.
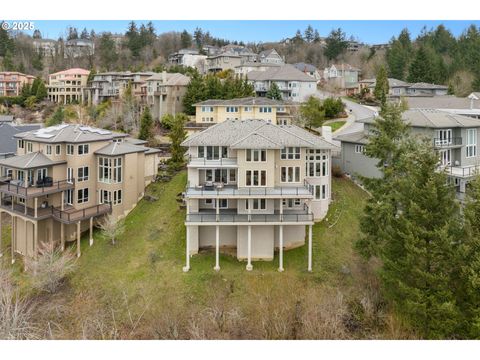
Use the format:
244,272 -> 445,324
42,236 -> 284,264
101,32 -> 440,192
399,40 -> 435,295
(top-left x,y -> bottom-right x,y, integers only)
95,142 -> 161,156
293,63 -> 317,73
358,109 -> 480,128
404,96 -> 480,110
15,124 -> 127,144
246,64 -> 315,82
145,72 -> 190,86
334,131 -> 369,144
194,97 -> 286,107
0,123 -> 42,156
182,119 -> 337,150
367,78 -> 410,88
0,152 -> 65,169
408,82 -> 448,90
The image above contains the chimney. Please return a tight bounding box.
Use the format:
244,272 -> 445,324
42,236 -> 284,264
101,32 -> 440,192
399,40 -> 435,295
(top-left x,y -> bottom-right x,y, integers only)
162,70 -> 167,83
321,126 -> 333,142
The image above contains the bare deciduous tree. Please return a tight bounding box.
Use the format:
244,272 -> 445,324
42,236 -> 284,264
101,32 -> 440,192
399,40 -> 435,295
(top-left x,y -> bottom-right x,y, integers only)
0,267 -> 38,339
25,242 -> 77,294
98,214 -> 125,245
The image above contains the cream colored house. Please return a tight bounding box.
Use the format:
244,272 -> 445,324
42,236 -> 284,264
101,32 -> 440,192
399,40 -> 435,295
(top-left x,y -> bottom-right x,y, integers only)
47,68 -> 90,104
0,124 -> 161,261
181,119 -> 337,272
187,97 -> 294,135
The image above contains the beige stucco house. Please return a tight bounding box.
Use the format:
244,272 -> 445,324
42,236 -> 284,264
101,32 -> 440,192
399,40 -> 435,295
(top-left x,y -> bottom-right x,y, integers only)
181,119 -> 337,272
47,68 -> 90,104
187,97 -> 294,135
0,124 -> 161,262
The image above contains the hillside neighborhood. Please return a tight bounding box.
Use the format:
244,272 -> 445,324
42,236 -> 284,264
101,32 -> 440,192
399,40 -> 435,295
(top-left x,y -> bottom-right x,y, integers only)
1,20 -> 480,341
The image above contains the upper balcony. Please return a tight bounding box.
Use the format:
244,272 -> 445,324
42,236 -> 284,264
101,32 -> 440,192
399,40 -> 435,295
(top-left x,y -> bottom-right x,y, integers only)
433,137 -> 462,149
443,164 -> 480,178
185,180 -> 313,199
186,209 -> 313,225
187,157 -> 238,168
0,178 -> 75,199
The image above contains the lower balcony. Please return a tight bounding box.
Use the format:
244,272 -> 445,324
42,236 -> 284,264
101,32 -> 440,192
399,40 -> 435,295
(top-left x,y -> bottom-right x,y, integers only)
185,183 -> 313,198
443,165 -> 480,178
186,209 -> 313,225
0,178 -> 75,198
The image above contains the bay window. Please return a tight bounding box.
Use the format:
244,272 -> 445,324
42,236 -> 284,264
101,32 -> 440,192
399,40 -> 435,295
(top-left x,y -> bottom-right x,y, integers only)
98,157 -> 122,183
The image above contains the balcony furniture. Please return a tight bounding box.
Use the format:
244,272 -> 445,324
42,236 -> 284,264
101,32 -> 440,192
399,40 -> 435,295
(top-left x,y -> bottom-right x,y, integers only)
10,179 -> 24,187
41,200 -> 49,209
215,182 -> 224,190
204,182 -> 214,190
36,177 -> 53,188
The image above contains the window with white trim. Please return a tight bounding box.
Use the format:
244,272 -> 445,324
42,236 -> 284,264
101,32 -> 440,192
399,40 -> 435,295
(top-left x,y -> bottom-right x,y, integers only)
259,107 -> 272,113
77,188 -> 89,204
246,198 -> 266,210
280,166 -> 300,183
113,189 -> 122,205
282,198 -> 302,208
281,147 -> 301,160
314,184 -> 328,200
246,149 -> 266,162
467,129 -> 477,158
201,106 -> 214,112
78,144 -> 89,155
77,166 -> 89,182
26,142 -> 33,153
66,144 -> 74,155
46,145 -> 52,155
98,157 -> 122,183
246,170 -> 266,186
306,149 -> 329,177
55,144 -> 61,155
355,145 -> 365,154
226,106 -> 239,113
18,140 -> 24,149
219,199 -> 228,209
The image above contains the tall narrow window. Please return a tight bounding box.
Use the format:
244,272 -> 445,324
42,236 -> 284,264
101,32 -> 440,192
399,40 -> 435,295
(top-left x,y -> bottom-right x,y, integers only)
467,129 -> 477,158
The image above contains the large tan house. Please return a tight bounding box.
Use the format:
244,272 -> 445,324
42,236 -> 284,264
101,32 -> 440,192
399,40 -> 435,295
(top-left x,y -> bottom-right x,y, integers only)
181,119 -> 336,272
0,124 -> 161,261
145,72 -> 190,121
47,68 -> 90,104
187,97 -> 295,135
0,72 -> 35,97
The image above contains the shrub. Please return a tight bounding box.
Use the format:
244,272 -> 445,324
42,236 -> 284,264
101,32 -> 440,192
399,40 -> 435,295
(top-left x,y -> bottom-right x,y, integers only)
25,242 -> 77,294
332,165 -> 344,178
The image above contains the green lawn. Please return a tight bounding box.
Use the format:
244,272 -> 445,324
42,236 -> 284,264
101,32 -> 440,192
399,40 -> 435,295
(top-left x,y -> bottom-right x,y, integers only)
5,172 -> 407,339
326,120 -> 347,132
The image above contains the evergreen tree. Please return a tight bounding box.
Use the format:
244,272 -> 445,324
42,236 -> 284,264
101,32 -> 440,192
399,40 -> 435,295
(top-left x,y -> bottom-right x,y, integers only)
46,106 -> 65,126
374,65 -> 389,105
2,50 -> 15,71
180,30 -> 193,49
30,77 -> 42,96
324,28 -> 348,61
32,29 -> 42,39
20,83 -> 32,102
138,106 -> 154,141
313,29 -> 321,43
80,28 -> 89,39
125,21 -> 142,58
99,33 -> 118,70
300,96 -> 325,129
386,28 -> 412,80
182,73 -> 207,115
407,46 -> 436,83
35,80 -> 47,101
168,114 -> 188,166
32,52 -> 43,71
304,25 -> 314,43
193,27 -> 203,48
266,82 -> 282,100
67,27 -> 78,40
459,175 -> 480,338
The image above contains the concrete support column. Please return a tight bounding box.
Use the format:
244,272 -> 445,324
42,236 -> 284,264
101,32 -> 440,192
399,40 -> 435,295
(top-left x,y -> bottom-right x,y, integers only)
76,221 -> 81,257
34,198 -> 38,218
60,223 -> 65,251
11,216 -> 15,264
183,226 -> 190,272
213,225 -> 220,271
216,199 -> 220,222
308,224 -> 313,272
246,225 -> 253,271
278,225 -> 284,272
279,198 -> 284,221
61,192 -> 65,211
33,222 -> 38,260
89,217 -> 94,246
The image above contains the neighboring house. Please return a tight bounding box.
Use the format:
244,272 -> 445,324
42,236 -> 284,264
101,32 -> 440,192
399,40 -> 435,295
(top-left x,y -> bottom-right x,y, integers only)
0,115 -> 14,124
0,124 -> 161,260
361,78 -> 411,96
247,64 -> 317,102
47,68 -> 90,104
220,45 -> 257,63
407,82 -> 448,96
293,63 -> 321,82
334,109 -> 480,196
145,71 -> 190,121
207,51 -> 243,73
64,39 -> 95,58
403,95 -> 480,119
234,62 -> 281,77
86,71 -> 155,105
181,119 -> 337,272
32,38 -> 57,57
0,122 -> 42,159
323,64 -> 361,95
188,97 -> 294,134
0,72 -> 35,97
168,48 -> 207,73
257,49 -> 284,64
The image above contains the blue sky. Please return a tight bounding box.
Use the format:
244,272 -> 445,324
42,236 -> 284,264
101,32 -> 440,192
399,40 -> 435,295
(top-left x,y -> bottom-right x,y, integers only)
15,20 -> 480,44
